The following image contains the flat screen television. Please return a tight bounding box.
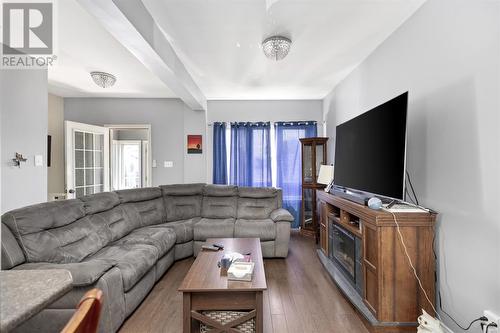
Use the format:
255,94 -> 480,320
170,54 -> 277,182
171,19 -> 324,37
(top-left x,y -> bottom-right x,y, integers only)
333,92 -> 408,201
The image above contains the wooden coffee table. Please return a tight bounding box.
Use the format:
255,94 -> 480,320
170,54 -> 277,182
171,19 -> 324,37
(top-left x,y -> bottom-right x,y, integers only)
179,238 -> 267,333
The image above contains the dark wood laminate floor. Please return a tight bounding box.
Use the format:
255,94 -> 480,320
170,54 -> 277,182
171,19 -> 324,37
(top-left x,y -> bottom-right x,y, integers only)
119,231 -> 368,333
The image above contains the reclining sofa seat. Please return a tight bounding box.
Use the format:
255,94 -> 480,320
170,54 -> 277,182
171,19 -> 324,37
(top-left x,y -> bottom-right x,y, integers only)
0,184 -> 293,333
235,186 -> 292,258
159,183 -> 204,260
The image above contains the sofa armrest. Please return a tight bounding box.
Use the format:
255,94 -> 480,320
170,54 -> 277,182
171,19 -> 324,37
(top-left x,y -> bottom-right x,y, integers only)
270,208 -> 294,223
13,259 -> 115,287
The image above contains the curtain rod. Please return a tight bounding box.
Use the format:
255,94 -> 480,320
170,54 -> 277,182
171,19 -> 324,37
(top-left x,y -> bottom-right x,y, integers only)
207,121 -> 326,126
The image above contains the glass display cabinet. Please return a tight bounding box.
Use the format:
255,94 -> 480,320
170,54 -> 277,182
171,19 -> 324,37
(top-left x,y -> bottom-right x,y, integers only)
299,137 -> 328,239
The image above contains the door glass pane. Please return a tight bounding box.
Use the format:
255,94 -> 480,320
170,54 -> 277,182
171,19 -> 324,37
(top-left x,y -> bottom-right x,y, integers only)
85,133 -> 93,150
303,144 -> 313,183
75,150 -> 84,168
112,141 -> 142,190
94,134 -> 103,151
75,131 -> 84,149
76,187 -> 85,198
85,150 -> 94,168
85,168 -> 94,185
95,169 -> 103,185
85,186 -> 94,195
123,144 -> 141,189
315,144 -> 324,180
94,151 -> 102,168
303,188 -> 313,229
73,131 -> 105,198
75,169 -> 84,187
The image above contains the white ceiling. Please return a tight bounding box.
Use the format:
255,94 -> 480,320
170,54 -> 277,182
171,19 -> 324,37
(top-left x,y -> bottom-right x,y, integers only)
143,0 -> 427,100
50,0 -> 426,100
48,0 -> 176,98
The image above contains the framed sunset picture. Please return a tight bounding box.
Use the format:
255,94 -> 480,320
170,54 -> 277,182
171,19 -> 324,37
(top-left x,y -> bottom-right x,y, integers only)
187,135 -> 202,154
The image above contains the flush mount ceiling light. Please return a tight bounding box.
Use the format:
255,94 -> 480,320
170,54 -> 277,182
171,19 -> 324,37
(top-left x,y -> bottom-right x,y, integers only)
90,71 -> 116,88
262,36 -> 292,61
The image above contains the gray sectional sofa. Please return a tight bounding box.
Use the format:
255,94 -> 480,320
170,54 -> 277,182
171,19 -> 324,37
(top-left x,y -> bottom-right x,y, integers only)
0,184 -> 293,333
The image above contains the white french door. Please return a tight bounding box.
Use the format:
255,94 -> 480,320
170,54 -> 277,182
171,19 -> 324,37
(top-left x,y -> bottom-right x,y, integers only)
65,121 -> 110,199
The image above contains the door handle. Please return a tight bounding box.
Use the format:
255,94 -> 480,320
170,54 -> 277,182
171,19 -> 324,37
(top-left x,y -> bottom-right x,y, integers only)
68,189 -> 75,194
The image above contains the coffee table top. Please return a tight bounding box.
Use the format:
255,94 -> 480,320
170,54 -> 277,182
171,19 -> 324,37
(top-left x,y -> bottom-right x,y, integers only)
179,238 -> 267,292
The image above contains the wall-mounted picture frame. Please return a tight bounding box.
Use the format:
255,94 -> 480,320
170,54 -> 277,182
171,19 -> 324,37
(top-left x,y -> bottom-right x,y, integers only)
187,135 -> 202,154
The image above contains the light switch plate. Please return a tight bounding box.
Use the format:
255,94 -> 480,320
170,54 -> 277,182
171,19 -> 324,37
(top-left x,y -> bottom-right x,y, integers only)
34,155 -> 43,167
164,161 -> 173,168
152,160 -> 157,168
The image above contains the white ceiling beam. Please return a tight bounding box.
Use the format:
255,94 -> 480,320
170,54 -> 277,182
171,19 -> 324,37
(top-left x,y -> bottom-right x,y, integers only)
76,0 -> 206,111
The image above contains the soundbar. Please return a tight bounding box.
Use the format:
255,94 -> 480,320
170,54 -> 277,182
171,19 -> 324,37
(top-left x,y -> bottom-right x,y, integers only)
330,186 -> 371,206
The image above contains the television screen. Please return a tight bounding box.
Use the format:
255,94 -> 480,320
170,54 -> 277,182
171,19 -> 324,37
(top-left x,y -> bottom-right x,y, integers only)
333,92 -> 408,199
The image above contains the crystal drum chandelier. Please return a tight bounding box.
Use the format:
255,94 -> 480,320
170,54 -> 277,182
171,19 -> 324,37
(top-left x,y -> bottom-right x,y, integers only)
262,36 -> 292,61
90,71 -> 116,88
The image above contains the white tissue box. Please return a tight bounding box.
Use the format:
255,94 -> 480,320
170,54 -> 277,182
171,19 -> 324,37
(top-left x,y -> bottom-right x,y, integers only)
227,262 -> 255,282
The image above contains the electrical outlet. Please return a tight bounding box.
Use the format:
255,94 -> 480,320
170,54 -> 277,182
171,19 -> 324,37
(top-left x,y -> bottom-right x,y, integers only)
484,310 -> 500,331
34,155 -> 43,167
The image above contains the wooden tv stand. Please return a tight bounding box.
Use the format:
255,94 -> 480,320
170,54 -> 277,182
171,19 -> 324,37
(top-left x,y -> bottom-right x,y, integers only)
316,190 -> 437,332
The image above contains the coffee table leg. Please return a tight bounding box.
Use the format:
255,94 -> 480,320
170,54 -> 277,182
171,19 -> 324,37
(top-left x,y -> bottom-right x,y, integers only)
255,291 -> 263,333
183,292 -> 191,333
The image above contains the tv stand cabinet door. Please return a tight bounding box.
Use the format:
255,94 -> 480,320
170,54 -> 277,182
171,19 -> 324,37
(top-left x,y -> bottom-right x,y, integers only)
362,222 -> 378,316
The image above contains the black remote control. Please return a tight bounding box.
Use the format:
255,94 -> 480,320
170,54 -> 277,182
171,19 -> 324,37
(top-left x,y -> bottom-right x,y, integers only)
212,243 -> 224,249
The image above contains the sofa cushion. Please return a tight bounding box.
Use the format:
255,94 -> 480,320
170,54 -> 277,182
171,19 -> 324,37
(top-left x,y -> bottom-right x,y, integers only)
121,197 -> 166,228
80,192 -> 120,215
203,184 -> 238,197
115,187 -> 162,203
164,196 -> 202,222
270,208 -> 294,222
88,205 -> 136,243
161,218 -> 200,243
237,197 -> 278,219
161,184 -> 204,222
234,219 -> 276,241
1,223 -> 25,269
194,218 -> 235,241
2,199 -> 85,235
161,183 -> 205,196
13,260 -> 115,287
0,200 -> 114,264
114,226 -> 176,257
238,187 -> 278,198
202,196 -> 237,219
3,216 -> 109,264
88,244 -> 159,292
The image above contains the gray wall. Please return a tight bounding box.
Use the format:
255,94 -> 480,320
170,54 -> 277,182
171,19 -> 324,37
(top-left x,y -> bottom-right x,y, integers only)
206,100 -> 324,182
48,94 -> 65,196
1,70 -> 48,213
323,0 -> 500,331
65,98 -> 207,186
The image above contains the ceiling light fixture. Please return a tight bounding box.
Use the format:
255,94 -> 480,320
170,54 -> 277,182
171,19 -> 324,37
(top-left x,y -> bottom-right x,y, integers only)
90,71 -> 116,88
262,36 -> 292,61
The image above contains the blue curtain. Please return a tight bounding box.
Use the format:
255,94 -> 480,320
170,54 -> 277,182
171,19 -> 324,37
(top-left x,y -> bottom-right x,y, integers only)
275,121 -> 317,228
230,122 -> 272,187
212,122 -> 227,184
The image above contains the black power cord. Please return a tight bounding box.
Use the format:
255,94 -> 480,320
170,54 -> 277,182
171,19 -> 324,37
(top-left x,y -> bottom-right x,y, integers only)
405,187 -> 416,205
405,170 -> 419,205
438,291 -> 488,330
